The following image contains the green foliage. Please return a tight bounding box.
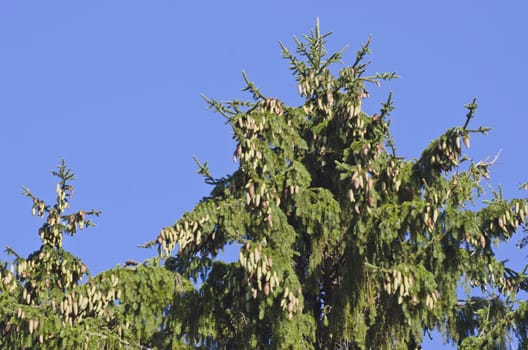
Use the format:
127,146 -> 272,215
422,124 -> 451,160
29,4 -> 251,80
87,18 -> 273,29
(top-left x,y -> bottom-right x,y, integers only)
0,161 -> 191,349
150,21 -> 528,349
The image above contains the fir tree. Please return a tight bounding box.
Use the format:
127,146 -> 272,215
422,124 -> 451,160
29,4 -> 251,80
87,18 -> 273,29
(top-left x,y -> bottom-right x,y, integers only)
1,22 -> 527,349
152,21 -> 528,349
0,161 -> 192,349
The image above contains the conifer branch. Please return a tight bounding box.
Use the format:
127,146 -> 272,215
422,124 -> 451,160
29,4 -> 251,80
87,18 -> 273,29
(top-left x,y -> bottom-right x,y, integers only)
463,97 -> 478,129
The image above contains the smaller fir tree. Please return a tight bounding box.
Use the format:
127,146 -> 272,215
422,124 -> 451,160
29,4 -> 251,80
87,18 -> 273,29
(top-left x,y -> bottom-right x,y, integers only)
0,161 -> 191,349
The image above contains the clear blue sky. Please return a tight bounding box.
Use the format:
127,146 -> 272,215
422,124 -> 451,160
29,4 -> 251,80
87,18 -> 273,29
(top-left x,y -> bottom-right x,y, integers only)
1,2 -> 527,348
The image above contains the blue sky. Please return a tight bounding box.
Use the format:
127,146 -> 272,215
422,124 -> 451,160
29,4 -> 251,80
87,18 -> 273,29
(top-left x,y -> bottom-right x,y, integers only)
1,2 -> 527,347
